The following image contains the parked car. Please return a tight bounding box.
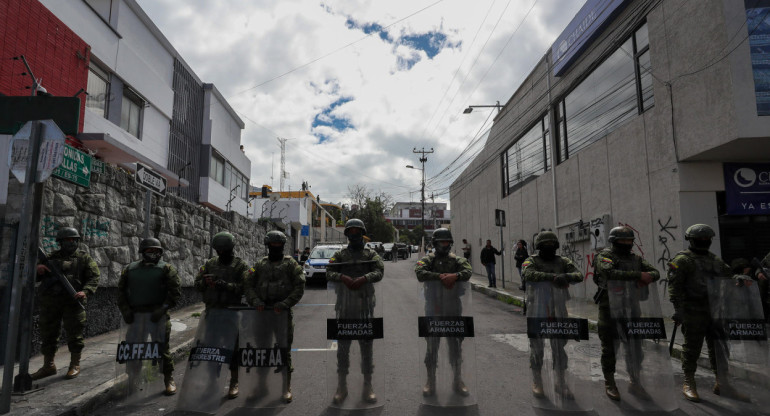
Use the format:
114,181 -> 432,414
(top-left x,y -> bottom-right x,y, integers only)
303,244 -> 344,282
382,243 -> 409,260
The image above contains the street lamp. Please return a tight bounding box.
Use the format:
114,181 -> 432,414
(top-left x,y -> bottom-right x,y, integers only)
463,100 -> 503,114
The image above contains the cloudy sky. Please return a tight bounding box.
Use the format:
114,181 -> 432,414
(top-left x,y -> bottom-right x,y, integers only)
135,0 -> 586,207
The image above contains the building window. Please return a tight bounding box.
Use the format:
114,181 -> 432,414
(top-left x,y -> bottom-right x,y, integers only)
86,65 -> 110,117
502,117 -> 548,196
556,21 -> 653,163
210,152 -> 225,185
120,88 -> 143,138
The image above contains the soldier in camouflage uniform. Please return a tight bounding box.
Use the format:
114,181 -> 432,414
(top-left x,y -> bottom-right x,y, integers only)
243,230 -> 305,403
668,224 -> 749,402
522,231 -> 582,399
194,231 -> 249,399
117,237 -> 181,395
32,227 -> 100,380
414,228 -> 473,397
326,219 -> 384,404
593,226 -> 659,401
752,254 -> 770,321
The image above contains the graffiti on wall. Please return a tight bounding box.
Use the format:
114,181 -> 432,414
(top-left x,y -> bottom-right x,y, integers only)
655,216 -> 678,295
40,216 -> 111,253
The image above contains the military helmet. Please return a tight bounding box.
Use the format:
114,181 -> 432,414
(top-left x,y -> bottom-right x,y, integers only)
212,231 -> 236,251
432,228 -> 454,244
684,224 -> 715,240
535,231 -> 559,250
344,218 -> 367,236
56,227 -> 80,241
730,257 -> 750,273
264,230 -> 287,245
139,237 -> 163,253
608,226 -> 635,243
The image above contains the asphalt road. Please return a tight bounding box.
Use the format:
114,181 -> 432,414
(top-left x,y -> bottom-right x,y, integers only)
91,256 -> 770,416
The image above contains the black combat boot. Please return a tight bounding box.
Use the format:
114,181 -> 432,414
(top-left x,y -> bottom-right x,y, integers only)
333,374 -> 348,404
362,373 -> 377,403
604,373 -> 620,401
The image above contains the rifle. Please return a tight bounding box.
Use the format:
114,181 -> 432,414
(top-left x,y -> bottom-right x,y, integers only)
669,322 -> 679,356
751,257 -> 769,279
37,247 -> 86,310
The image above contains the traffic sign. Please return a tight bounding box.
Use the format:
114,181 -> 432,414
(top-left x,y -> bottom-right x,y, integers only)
52,145 -> 92,188
495,209 -> 506,227
8,120 -> 65,183
135,163 -> 166,196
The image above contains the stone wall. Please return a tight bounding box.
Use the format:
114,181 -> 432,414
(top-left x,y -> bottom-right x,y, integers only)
1,164 -> 280,357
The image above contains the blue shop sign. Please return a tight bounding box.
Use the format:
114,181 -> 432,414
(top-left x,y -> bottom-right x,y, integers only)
551,0 -> 630,77
300,225 -> 310,236
724,162 -> 770,215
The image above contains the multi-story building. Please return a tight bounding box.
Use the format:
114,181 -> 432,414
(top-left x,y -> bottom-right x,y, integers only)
387,201 -> 451,237
450,0 -> 770,308
33,0 -> 251,214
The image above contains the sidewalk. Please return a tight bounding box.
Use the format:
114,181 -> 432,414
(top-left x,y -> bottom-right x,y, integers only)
467,272 -> 766,384
0,303 -> 204,416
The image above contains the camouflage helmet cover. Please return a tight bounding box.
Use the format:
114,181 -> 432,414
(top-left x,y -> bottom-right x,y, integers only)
608,226 -> 635,243
684,224 -> 715,240
535,231 -> 559,250
432,228 -> 454,244
139,237 -> 163,253
264,230 -> 287,245
212,231 -> 236,251
344,218 -> 367,236
56,227 -> 80,241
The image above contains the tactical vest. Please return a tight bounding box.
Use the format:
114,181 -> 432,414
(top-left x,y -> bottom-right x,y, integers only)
253,256 -> 296,304
124,261 -> 167,307
43,252 -> 83,295
422,253 -> 466,316
528,254 -> 570,274
332,248 -> 377,318
202,257 -> 243,306
678,250 -> 719,302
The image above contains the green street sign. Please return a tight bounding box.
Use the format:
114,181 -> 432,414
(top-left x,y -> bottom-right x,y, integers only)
52,145 -> 91,188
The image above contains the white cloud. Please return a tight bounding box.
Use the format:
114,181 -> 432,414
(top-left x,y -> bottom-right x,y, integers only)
136,0 -> 586,205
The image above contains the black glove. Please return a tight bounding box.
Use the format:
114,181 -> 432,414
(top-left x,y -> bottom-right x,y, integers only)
215,279 -> 228,290
122,310 -> 134,324
150,305 -> 169,323
672,310 -> 683,325
552,274 -> 569,288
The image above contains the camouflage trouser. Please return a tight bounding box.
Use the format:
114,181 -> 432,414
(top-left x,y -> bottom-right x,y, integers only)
597,301 -> 643,377
38,295 -> 86,356
250,309 -> 295,374
529,338 -> 567,371
425,337 -> 463,371
681,308 -> 727,375
337,339 -> 373,375
124,315 -> 173,376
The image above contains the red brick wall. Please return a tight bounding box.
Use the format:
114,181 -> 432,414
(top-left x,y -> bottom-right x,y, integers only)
0,0 -> 90,133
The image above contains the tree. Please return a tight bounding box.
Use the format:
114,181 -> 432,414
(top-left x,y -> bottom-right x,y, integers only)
345,185 -> 395,242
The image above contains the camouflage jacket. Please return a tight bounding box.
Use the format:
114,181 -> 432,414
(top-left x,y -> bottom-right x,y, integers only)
592,248 -> 660,288
37,249 -> 99,300
244,256 -> 305,308
414,253 -> 472,282
521,254 -> 582,283
415,253 -> 472,316
194,256 -> 248,308
326,247 -> 383,316
667,249 -> 731,312
118,260 -> 181,315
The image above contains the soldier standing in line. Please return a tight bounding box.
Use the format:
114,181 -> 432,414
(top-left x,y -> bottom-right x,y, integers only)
194,231 -> 249,399
326,219 -> 384,405
593,226 -> 659,401
117,237 -> 181,395
415,228 -> 473,397
667,224 -> 749,402
243,230 -> 305,403
32,227 -> 100,380
522,231 -> 582,399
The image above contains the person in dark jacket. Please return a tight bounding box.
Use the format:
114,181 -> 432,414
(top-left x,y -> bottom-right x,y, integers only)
514,240 -> 529,290
480,240 -> 502,288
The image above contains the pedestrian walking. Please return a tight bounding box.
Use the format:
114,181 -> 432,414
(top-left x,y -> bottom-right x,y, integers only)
480,240 -> 501,288
514,240 -> 529,291
391,243 -> 398,263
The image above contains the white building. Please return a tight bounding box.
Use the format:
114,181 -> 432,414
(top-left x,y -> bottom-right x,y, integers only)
41,0 -> 251,215
387,201 -> 451,236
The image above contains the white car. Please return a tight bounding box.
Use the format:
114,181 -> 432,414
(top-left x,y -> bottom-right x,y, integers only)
303,244 -> 344,282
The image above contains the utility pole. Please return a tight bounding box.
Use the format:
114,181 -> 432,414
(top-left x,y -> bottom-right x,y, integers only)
277,137 -> 288,192
413,147 -> 433,249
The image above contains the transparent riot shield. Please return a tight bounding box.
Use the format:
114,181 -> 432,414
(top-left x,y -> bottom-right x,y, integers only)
708,278 -> 769,402
326,280 -> 384,409
176,308 -> 240,415
115,312 -> 167,404
233,309 -> 290,410
526,281 -> 592,411
418,280 -> 476,407
607,280 -> 677,411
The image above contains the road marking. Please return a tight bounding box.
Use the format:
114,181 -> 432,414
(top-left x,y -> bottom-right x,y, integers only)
293,341 -> 337,352
296,304 -> 334,306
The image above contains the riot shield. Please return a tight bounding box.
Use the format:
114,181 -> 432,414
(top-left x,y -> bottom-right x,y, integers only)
607,280 -> 677,411
708,278 -> 769,402
176,308 -> 240,415
418,280 -> 476,407
526,281 -> 592,411
233,309 -> 290,410
326,280 -> 384,409
115,312 -> 167,403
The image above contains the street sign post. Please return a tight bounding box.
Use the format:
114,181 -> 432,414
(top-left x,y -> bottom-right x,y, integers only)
495,209 -> 506,289
135,163 -> 166,196
8,120 -> 65,184
52,145 -> 91,188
